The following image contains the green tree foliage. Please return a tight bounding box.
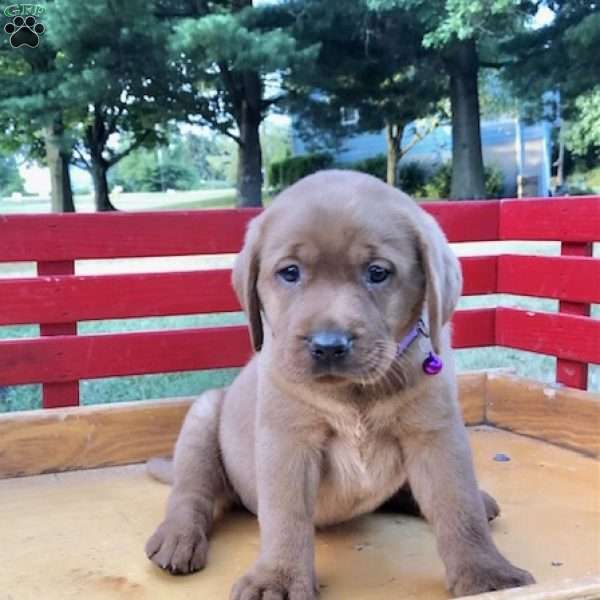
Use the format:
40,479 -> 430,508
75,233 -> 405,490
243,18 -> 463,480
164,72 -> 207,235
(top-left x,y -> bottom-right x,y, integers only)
368,0 -> 539,199
45,0 -> 172,210
564,87 -> 600,158
110,130 -> 236,192
160,0 -> 317,206
268,152 -> 333,189
0,5 -> 76,212
280,0 -> 446,187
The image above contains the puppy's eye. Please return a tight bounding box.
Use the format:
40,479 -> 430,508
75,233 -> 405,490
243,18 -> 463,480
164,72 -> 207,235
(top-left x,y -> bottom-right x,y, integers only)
367,264 -> 391,284
277,265 -> 301,283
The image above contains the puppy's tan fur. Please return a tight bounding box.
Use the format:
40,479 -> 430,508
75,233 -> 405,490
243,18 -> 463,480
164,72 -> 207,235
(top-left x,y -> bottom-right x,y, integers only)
146,170 -> 534,598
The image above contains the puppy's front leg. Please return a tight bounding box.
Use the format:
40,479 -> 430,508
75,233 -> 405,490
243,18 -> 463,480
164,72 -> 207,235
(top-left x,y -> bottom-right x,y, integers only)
402,420 -> 535,597
231,423 -> 321,600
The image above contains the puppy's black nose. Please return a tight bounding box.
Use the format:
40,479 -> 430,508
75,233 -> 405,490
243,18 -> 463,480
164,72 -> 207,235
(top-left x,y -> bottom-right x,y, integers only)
308,330 -> 352,363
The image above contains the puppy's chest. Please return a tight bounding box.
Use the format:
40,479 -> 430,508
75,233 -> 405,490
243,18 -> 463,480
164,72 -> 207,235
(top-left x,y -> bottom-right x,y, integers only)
317,412 -> 405,523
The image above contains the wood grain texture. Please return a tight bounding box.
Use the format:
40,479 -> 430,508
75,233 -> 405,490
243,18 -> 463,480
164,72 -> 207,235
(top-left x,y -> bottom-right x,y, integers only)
2,429 -> 598,599
0,397 -> 192,478
458,372 -> 487,425
486,373 -> 600,457
461,576 -> 600,600
0,373 -> 487,479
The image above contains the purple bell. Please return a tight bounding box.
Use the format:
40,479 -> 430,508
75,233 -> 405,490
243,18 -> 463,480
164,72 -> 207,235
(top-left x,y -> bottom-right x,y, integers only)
423,352 -> 443,375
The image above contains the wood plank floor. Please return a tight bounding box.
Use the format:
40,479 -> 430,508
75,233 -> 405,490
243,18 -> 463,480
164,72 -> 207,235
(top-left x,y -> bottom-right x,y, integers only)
1,427 -> 598,600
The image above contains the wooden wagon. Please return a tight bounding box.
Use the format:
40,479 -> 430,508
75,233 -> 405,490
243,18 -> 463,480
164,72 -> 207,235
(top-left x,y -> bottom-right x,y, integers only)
1,196 -> 599,599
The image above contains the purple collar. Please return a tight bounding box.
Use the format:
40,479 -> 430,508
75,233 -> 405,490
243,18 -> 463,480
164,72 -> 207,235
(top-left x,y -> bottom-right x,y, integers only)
396,319 -> 443,376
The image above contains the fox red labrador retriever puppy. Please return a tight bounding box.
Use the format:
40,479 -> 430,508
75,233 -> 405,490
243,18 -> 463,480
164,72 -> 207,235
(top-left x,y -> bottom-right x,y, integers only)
146,170 -> 534,598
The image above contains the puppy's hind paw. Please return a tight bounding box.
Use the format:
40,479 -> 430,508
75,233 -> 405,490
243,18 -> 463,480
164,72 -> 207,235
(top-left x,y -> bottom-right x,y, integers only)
145,519 -> 208,575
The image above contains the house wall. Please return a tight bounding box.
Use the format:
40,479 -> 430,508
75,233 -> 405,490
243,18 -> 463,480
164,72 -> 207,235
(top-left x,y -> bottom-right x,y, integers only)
292,118 -> 553,197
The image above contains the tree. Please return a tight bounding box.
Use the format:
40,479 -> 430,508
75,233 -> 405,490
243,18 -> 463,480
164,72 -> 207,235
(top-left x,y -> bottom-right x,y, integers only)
280,0 -> 446,187
565,87 -> 600,159
0,14 -> 76,212
368,0 -> 540,199
502,2 -> 600,182
0,155 -> 24,197
46,0 -> 173,210
159,0 -> 316,206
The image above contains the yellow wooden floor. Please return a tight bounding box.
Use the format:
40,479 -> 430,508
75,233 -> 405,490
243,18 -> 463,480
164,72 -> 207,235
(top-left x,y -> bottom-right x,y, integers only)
1,427 -> 599,600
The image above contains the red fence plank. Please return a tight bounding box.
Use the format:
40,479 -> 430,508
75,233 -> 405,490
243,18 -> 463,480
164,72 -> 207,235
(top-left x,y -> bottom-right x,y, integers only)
37,260 -> 79,408
497,254 -> 600,304
0,310 -> 490,385
0,270 -> 240,326
424,201 -> 500,242
0,209 -> 259,262
500,197 -> 600,242
556,242 -> 593,389
1,260 -> 499,327
0,202 -> 502,265
460,256 -> 498,295
0,326 -> 252,385
496,307 -> 600,365
451,309 -> 496,348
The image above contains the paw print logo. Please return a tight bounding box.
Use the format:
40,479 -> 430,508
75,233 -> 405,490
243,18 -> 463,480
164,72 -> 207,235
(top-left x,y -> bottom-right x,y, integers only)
4,15 -> 45,48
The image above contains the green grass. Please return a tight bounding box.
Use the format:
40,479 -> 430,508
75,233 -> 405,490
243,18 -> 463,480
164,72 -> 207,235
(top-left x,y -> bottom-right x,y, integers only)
155,193 -> 236,210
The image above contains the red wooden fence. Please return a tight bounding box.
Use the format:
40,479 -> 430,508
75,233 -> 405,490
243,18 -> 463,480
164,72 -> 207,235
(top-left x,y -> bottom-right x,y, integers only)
0,197 -> 598,408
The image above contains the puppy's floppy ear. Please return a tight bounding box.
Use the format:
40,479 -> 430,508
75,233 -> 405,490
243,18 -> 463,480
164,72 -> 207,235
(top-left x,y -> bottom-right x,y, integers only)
414,212 -> 462,355
232,214 -> 264,352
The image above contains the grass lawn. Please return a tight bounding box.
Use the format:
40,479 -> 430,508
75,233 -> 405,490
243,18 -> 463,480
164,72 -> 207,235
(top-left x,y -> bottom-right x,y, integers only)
1,191 -> 598,412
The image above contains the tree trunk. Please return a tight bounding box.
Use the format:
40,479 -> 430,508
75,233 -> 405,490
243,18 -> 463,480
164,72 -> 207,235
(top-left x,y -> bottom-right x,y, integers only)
85,106 -> 117,211
385,123 -> 402,187
230,68 -> 263,207
90,159 -> 116,211
446,39 -> 486,200
43,118 -> 75,213
236,114 -> 262,207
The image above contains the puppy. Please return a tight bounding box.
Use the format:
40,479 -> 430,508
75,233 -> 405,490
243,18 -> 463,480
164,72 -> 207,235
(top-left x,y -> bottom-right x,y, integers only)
145,170 -> 534,598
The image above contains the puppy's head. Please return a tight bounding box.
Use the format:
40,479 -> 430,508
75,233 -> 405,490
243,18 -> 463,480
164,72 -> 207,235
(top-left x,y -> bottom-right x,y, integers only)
232,170 -> 461,387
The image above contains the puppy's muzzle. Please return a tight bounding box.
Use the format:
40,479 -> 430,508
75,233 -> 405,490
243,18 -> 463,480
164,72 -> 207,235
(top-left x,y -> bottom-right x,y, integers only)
307,330 -> 353,365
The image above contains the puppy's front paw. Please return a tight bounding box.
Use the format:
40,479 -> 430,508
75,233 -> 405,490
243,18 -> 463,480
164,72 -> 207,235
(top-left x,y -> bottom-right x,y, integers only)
449,555 -> 535,597
230,563 -> 316,600
145,519 -> 208,575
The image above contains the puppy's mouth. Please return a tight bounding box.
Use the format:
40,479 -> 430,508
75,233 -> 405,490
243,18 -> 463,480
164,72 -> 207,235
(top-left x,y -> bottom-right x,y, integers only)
309,353 -> 396,386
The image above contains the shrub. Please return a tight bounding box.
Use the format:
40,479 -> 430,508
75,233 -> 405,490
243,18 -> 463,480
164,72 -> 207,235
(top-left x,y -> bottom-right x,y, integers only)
484,166 -> 504,198
347,156 -> 427,196
268,153 -> 333,189
398,162 -> 427,195
349,154 -> 387,181
420,162 -> 452,199
419,163 -> 505,199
